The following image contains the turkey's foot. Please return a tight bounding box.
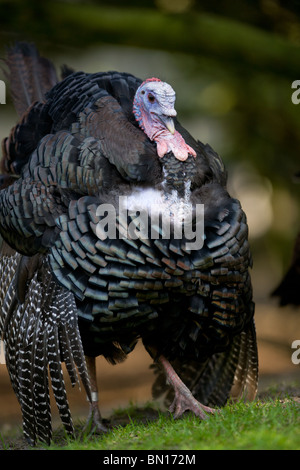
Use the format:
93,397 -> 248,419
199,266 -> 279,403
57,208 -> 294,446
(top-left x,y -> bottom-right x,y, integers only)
83,398 -> 108,434
169,387 -> 217,419
158,355 -> 218,420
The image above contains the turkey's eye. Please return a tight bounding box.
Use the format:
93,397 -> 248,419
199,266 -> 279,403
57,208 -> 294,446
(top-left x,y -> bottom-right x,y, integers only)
148,94 -> 155,103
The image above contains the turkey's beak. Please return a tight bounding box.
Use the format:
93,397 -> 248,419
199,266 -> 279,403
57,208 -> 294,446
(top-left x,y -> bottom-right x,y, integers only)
160,115 -> 175,134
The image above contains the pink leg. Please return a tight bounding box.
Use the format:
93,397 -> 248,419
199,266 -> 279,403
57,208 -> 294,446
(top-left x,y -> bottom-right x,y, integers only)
84,356 -> 108,433
158,355 -> 217,419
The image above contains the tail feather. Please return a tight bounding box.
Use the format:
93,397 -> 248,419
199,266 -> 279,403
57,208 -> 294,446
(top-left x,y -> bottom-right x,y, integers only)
32,320 -> 52,443
229,320 -> 258,402
0,249 -> 91,445
4,42 -> 58,117
1,42 -> 57,178
0,242 -> 19,335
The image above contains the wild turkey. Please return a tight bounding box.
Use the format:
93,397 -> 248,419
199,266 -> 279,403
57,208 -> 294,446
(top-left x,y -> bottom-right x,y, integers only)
272,232 -> 300,305
0,43 -> 258,445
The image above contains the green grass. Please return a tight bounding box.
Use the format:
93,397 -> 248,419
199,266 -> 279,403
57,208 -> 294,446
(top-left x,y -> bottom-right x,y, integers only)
1,389 -> 298,450
47,397 -> 299,451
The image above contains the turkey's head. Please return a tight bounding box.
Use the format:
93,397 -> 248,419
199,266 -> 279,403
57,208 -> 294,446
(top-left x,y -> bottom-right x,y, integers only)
133,78 -> 196,162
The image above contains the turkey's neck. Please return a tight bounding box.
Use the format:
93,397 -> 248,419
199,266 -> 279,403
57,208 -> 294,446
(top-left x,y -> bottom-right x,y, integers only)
147,119 -> 196,162
137,110 -> 196,162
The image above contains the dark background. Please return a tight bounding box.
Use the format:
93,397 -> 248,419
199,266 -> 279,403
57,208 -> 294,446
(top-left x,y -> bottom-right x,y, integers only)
0,0 -> 299,432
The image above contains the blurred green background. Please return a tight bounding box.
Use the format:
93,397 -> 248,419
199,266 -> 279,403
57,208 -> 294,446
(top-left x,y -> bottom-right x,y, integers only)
1,0 -> 300,290
0,0 -> 299,432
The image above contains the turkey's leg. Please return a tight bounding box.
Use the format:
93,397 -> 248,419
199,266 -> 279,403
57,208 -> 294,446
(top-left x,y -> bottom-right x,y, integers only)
84,356 -> 108,433
158,355 -> 217,419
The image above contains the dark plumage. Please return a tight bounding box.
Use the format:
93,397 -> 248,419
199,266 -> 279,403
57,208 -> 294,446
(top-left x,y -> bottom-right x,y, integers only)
272,231 -> 300,306
0,43 -> 258,445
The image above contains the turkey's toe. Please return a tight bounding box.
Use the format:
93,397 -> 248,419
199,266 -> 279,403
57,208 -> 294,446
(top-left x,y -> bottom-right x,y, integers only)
83,402 -> 108,434
169,390 -> 217,420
